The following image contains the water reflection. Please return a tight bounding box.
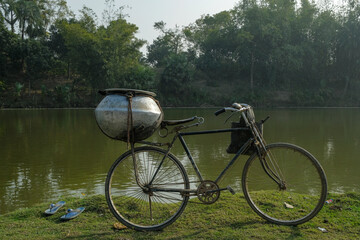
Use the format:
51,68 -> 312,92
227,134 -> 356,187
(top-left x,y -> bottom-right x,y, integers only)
0,110 -> 121,214
324,138 -> 335,161
0,108 -> 359,214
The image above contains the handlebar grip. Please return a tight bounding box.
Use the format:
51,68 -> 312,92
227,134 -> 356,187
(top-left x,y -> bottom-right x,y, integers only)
214,108 -> 226,116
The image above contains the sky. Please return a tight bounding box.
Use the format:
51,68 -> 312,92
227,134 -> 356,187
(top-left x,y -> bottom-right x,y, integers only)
66,0 -> 239,48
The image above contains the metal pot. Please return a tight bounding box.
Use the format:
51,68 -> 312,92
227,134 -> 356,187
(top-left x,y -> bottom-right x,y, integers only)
95,89 -> 163,142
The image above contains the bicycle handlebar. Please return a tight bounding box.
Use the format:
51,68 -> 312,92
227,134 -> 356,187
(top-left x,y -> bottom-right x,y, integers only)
214,103 -> 251,116
214,108 -> 226,116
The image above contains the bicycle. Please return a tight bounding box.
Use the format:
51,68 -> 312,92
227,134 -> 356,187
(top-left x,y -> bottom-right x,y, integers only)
105,103 -> 327,231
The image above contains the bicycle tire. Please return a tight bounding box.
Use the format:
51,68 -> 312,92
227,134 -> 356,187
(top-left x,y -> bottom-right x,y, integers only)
105,146 -> 190,231
242,143 -> 327,225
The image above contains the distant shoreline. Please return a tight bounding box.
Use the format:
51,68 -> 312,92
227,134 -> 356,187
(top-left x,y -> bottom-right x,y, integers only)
1,106 -> 360,110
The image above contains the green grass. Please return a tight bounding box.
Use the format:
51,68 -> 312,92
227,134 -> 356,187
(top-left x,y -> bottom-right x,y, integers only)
0,192 -> 359,240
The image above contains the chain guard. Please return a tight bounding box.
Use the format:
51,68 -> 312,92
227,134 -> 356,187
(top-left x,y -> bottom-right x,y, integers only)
197,180 -> 220,204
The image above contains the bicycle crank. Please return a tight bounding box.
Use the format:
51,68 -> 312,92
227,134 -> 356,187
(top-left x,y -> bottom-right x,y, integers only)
196,181 -> 237,204
197,180 -> 220,204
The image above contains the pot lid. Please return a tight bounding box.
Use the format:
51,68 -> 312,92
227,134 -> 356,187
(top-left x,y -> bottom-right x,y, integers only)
98,88 -> 156,97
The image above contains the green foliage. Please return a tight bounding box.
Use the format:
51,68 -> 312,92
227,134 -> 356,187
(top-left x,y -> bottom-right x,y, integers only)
78,6 -> 97,33
97,18 -> 144,88
101,0 -> 127,27
291,88 -> 333,106
179,0 -> 360,106
1,0 -> 360,107
122,65 -> 156,91
184,10 -> 247,82
0,19 -> 18,75
24,39 -> 53,78
0,24 -> 8,76
53,84 -> 70,106
158,53 -> 205,106
334,1 -> 360,102
147,21 -> 184,67
16,0 -> 45,40
14,82 -> 24,97
40,84 -> 47,95
61,21 -> 105,90
0,80 -> 6,92
159,54 -> 191,105
0,0 -> 72,39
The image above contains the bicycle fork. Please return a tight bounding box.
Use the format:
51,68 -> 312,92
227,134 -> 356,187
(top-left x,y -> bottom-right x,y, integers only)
259,151 -> 287,190
254,140 -> 286,190
244,113 -> 286,190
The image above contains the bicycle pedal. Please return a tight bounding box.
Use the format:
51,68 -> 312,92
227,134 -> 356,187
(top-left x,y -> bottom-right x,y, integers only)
227,186 -> 235,195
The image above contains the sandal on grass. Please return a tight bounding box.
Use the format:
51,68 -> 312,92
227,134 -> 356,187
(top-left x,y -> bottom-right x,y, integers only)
44,201 -> 66,215
60,207 -> 85,220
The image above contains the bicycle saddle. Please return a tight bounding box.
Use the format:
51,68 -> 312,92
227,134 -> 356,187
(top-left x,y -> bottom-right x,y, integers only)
161,116 -> 197,126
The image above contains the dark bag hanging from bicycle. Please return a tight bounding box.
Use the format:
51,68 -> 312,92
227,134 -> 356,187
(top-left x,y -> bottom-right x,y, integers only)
227,118 -> 263,155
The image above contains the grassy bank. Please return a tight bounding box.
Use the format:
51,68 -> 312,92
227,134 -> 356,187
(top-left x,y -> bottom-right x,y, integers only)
0,192 -> 359,240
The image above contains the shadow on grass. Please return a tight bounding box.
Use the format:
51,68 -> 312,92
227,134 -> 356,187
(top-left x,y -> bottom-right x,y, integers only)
65,232 -> 128,240
106,226 -> 204,240
230,219 -> 304,240
285,226 -> 303,240
229,219 -> 264,229
166,231 -> 203,240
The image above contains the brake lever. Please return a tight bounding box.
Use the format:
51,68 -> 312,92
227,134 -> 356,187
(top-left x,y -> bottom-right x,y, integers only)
224,111 -> 237,124
261,116 -> 270,124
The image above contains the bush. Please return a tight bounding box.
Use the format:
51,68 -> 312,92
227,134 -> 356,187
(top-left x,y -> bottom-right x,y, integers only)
0,80 -> 6,92
14,82 -> 24,97
53,85 -> 71,107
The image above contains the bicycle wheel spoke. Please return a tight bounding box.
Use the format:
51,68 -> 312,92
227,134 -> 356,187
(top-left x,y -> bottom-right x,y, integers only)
154,191 -> 184,203
149,195 -> 153,220
105,147 -> 189,231
242,143 -> 327,225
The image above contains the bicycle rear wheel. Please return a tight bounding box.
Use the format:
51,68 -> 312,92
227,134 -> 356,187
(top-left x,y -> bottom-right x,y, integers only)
242,143 -> 327,225
105,146 -> 189,231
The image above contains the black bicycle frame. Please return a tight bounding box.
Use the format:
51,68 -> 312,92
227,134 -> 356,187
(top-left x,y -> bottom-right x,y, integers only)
148,127 -> 254,193
178,128 -> 253,184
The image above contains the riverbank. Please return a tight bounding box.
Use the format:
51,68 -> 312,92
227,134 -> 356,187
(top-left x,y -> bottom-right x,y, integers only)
0,192 -> 359,240
1,84 -> 359,109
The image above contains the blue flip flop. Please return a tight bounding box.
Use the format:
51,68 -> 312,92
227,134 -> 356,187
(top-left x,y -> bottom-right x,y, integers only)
44,201 -> 66,215
60,207 -> 85,220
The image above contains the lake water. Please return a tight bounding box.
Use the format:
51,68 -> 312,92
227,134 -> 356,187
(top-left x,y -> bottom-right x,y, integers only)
0,108 -> 359,214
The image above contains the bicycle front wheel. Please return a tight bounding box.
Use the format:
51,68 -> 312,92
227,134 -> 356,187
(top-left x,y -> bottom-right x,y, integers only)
242,143 -> 327,225
105,146 -> 189,231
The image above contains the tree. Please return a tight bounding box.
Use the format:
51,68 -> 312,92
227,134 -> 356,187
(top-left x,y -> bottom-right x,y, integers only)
41,0 -> 73,30
60,20 -> 105,91
159,54 -> 193,105
147,21 -> 184,67
122,64 -> 156,91
78,6 -> 97,33
97,18 -> 144,88
184,10 -> 251,85
0,14 -> 12,77
0,0 -> 18,33
335,1 -> 360,103
1,0 -> 73,39
48,20 -> 69,77
24,38 -> 52,78
101,0 -> 126,27
23,38 -> 53,94
15,0 -> 44,40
